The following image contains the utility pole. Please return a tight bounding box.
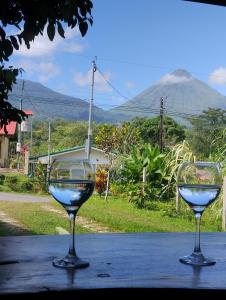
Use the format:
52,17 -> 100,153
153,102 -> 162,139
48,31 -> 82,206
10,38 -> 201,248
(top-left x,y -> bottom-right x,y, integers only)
47,121 -> 51,171
16,80 -> 24,170
159,96 -> 168,152
30,121 -> 33,157
159,96 -> 164,152
86,58 -> 97,160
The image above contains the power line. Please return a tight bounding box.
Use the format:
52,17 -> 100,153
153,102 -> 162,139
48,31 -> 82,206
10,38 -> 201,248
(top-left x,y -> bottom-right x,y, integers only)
10,91 -> 223,120
97,67 -> 130,101
16,80 -> 24,170
9,89 -> 226,125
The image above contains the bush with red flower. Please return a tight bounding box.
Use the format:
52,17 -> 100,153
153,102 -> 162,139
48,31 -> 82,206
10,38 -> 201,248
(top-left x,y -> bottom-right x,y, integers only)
95,169 -> 108,197
33,162 -> 47,192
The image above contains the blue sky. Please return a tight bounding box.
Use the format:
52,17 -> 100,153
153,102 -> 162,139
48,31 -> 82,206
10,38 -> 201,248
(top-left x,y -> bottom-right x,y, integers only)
9,0 -> 226,110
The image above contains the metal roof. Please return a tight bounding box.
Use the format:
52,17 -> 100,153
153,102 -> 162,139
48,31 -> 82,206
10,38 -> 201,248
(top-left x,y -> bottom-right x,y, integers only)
30,146 -> 106,160
0,110 -> 33,136
0,122 -> 17,136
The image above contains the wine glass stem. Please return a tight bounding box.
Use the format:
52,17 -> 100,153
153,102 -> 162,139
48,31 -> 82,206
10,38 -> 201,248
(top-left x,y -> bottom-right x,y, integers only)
68,212 -> 77,257
194,212 -> 202,253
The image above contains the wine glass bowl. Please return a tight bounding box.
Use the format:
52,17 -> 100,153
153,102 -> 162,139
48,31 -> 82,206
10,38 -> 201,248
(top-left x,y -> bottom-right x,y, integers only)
48,158 -> 95,269
177,161 -> 222,266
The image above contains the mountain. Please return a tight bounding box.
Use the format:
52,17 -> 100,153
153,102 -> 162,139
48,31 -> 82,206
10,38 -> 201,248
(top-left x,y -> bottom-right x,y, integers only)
8,71 -> 226,126
8,79 -> 116,123
111,69 -> 226,125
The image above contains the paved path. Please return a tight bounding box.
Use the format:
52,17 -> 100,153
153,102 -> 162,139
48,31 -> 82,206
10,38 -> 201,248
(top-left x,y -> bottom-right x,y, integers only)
0,192 -> 51,202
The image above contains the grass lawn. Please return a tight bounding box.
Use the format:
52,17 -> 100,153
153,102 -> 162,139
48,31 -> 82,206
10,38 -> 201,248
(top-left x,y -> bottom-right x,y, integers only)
79,195 -> 222,232
0,193 -> 222,236
0,201 -> 92,236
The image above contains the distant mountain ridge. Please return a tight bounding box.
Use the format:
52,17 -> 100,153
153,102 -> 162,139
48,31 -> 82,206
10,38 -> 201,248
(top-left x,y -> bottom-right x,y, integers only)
8,70 -> 226,125
8,79 -> 117,123
111,69 -> 226,124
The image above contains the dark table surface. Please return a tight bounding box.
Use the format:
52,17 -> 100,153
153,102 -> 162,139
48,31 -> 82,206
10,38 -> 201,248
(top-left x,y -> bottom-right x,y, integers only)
1,232 -> 226,298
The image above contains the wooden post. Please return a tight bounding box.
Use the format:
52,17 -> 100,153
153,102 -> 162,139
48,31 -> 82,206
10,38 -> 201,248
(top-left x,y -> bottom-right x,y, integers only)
24,151 -> 29,175
222,177 -> 226,231
142,167 -> 146,194
176,187 -> 180,211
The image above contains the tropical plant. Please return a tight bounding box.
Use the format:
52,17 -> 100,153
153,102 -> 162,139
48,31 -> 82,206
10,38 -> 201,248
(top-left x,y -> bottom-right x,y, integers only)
119,144 -> 175,208
163,141 -> 195,210
33,162 -> 48,192
95,169 -> 108,197
164,140 -> 195,189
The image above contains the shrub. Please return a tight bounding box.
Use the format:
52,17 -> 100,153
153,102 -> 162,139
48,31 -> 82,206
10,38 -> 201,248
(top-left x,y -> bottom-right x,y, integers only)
95,169 -> 108,197
19,179 -> 34,192
0,185 -> 12,192
0,174 -> 5,185
110,183 -> 126,196
128,183 -> 159,210
33,162 -> 48,193
4,175 -> 19,191
3,173 -> 38,193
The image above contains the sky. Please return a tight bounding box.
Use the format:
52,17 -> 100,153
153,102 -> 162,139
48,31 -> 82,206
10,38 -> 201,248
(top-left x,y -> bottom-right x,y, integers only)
8,0 -> 226,110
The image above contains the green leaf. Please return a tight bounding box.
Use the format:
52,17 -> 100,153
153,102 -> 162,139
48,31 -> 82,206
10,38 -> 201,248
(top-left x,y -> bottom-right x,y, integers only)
3,39 -> 13,59
79,21 -> 88,37
47,22 -> 55,41
57,21 -> 65,38
88,18 -> 93,26
10,36 -> 19,50
0,26 -> 6,39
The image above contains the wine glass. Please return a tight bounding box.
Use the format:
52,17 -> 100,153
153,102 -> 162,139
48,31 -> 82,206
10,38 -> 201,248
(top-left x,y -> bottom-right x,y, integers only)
177,161 -> 222,266
48,158 -> 95,269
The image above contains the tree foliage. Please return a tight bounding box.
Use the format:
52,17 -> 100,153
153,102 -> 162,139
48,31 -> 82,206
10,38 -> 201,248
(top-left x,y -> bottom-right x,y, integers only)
0,0 -> 93,128
24,119 -> 97,156
187,108 -> 226,157
130,116 -> 186,149
95,122 -> 140,155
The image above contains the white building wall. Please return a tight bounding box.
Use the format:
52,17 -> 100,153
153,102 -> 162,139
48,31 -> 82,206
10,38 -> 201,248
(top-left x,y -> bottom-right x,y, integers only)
0,137 -> 9,167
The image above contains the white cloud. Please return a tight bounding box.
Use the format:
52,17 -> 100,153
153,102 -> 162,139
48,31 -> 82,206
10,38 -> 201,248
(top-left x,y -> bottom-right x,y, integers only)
209,67 -> 226,85
62,41 -> 85,53
18,59 -> 60,83
15,27 -> 86,57
74,69 -> 113,93
159,74 -> 192,85
15,35 -> 56,57
125,80 -> 135,89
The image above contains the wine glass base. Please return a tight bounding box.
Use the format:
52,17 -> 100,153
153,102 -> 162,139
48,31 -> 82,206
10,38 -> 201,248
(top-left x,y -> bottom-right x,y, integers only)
179,252 -> 216,266
53,256 -> 89,269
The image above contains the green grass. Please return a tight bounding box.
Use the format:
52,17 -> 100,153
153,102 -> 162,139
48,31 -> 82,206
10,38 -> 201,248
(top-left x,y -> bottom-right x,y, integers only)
78,194 -> 222,232
0,201 -> 92,236
0,193 -> 222,236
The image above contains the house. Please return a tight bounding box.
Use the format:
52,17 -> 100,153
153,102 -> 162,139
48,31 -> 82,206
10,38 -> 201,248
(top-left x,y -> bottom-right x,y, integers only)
0,122 -> 17,167
29,146 -> 111,175
0,110 -> 33,168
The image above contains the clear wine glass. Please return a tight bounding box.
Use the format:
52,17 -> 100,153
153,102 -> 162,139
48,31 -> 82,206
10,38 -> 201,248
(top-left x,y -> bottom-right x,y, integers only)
48,158 -> 95,269
177,161 -> 222,266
